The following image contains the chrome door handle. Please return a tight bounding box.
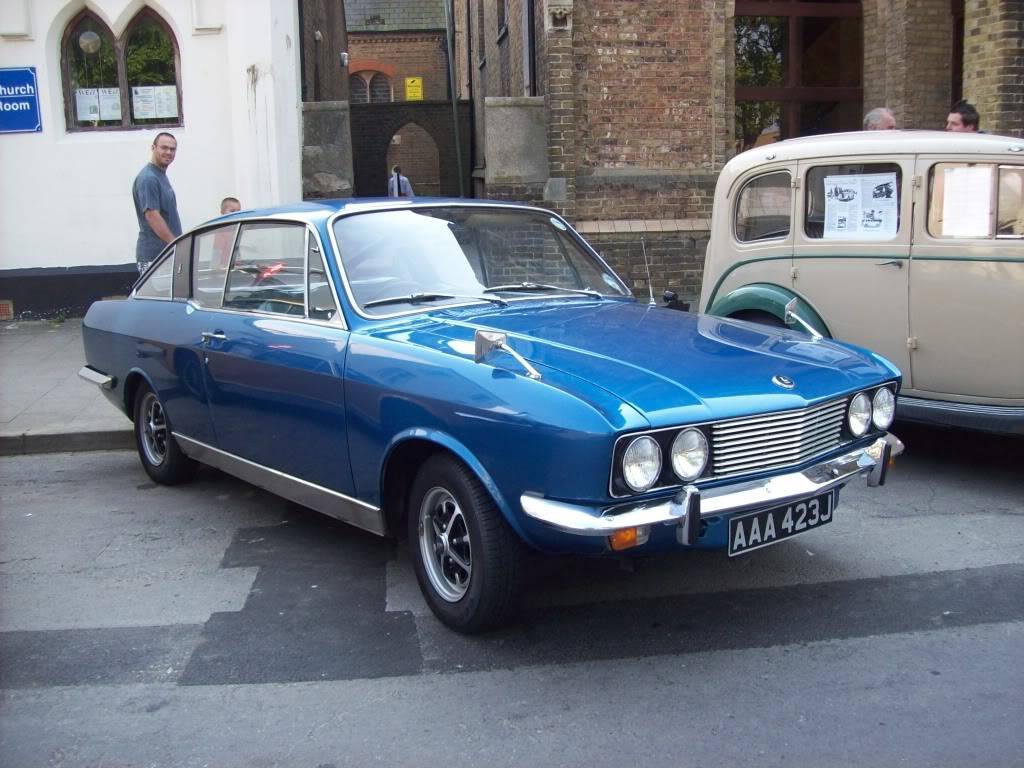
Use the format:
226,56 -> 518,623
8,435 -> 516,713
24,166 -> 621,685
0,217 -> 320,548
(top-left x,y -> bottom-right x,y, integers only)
200,331 -> 227,342
876,260 -> 903,269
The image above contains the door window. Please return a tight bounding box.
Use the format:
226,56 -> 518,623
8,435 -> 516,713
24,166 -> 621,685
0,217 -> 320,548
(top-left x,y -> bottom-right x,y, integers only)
734,171 -> 792,242
223,224 -> 307,316
805,163 -> 901,240
308,239 -> 340,321
192,226 -> 234,307
924,163 -> 1024,239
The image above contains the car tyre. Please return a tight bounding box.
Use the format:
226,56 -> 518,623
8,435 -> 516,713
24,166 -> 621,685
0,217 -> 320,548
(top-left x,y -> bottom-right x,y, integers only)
408,455 -> 523,633
731,309 -> 785,328
134,383 -> 196,485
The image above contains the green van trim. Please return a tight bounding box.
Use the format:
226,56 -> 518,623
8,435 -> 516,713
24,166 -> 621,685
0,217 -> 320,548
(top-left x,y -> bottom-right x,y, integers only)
708,282 -> 831,337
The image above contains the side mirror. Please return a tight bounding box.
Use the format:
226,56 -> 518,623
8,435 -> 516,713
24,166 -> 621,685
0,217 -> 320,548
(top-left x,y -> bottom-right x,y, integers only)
474,330 -> 541,379
784,298 -> 823,340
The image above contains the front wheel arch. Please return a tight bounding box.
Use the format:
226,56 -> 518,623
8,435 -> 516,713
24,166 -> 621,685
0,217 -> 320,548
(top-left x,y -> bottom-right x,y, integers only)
709,283 -> 831,337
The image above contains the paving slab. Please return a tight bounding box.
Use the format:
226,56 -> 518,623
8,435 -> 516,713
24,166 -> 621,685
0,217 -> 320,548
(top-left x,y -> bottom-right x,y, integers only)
0,319 -> 133,456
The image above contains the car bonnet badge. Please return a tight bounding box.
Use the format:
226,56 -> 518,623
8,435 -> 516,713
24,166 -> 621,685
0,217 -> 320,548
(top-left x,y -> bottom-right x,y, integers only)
772,374 -> 795,389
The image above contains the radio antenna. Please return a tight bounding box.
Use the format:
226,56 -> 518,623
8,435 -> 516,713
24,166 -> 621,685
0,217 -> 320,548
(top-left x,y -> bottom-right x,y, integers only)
640,236 -> 656,306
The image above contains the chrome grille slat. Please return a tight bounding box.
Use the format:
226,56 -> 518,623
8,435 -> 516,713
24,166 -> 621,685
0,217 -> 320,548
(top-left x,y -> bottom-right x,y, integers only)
713,401 -> 845,432
713,435 -> 841,473
713,415 -> 845,452
711,397 -> 848,478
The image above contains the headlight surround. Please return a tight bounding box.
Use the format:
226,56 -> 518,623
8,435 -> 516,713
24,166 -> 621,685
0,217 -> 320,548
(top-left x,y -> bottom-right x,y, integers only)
872,386 -> 896,430
622,435 -> 662,492
847,392 -> 871,437
671,428 -> 708,481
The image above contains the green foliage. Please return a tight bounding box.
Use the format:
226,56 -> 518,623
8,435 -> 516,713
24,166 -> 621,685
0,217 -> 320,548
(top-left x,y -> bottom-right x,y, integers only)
126,22 -> 174,86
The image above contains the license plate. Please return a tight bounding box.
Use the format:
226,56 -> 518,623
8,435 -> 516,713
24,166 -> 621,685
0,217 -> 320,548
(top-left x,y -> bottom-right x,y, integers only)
728,491 -> 834,557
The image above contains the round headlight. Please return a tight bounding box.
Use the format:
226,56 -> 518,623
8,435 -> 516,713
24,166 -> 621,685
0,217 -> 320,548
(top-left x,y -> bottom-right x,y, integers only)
671,428 -> 708,481
872,386 -> 896,430
622,436 -> 662,492
848,392 -> 871,437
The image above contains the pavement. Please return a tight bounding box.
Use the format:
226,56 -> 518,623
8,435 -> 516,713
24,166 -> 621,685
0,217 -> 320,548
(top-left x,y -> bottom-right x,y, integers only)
0,319 -> 134,456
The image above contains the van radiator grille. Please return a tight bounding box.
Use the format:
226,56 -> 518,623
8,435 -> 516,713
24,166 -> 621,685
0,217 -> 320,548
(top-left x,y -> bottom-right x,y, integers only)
711,398 -> 848,477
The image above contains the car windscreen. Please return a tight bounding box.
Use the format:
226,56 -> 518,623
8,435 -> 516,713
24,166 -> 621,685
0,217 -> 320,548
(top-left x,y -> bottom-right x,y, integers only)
332,207 -> 631,314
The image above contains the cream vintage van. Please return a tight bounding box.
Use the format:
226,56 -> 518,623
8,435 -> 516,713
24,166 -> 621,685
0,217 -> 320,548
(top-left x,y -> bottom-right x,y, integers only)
700,131 -> 1023,434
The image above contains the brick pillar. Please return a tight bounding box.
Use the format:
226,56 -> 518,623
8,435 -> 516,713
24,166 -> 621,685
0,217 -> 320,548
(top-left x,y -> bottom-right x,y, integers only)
863,0 -> 953,131
542,0 -> 576,220
963,0 -> 1024,138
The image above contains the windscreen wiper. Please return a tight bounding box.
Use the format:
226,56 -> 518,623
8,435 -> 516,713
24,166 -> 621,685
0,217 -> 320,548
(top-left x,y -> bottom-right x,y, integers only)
363,292 -> 508,309
483,282 -> 603,299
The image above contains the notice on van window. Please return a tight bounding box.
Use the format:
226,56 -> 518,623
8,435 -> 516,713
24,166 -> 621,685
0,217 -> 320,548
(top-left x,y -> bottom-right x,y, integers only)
942,166 -> 992,238
823,172 -> 898,240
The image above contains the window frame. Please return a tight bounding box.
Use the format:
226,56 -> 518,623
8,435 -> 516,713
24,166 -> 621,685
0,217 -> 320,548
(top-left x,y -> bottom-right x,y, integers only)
735,1 -> 863,149
733,170 -> 794,243
60,7 -> 183,133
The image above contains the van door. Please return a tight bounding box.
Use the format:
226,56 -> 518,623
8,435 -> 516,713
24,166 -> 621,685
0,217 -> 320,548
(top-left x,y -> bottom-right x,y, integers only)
792,156 -> 912,380
907,158 -> 1024,401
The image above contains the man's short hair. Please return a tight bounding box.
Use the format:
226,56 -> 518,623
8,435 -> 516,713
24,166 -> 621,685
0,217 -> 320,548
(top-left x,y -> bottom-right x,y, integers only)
220,196 -> 240,212
949,100 -> 980,130
863,107 -> 895,130
152,131 -> 177,147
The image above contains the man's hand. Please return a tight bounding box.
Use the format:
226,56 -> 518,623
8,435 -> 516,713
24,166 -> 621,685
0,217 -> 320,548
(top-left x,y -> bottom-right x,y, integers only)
144,209 -> 176,243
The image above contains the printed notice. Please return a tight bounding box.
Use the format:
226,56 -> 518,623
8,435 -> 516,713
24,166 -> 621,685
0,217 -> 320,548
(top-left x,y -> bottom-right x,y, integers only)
98,87 -> 121,120
132,86 -> 155,119
75,88 -> 99,121
154,85 -> 178,118
823,172 -> 899,240
942,166 -> 992,238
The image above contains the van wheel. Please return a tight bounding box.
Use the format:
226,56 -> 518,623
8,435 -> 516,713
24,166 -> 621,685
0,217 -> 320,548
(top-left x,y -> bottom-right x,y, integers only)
408,455 -> 523,633
134,384 -> 196,485
730,309 -> 785,328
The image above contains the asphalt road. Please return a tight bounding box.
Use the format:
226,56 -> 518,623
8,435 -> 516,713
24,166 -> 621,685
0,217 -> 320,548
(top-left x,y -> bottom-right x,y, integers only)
1,423 -> 1022,768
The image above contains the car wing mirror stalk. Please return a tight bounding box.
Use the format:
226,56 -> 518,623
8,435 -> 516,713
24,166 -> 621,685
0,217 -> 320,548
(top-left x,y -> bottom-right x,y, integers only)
474,330 -> 542,380
784,298 -> 823,341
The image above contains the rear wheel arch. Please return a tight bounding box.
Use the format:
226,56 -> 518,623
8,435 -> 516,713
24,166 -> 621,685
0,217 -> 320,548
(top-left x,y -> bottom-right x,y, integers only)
710,283 -> 831,337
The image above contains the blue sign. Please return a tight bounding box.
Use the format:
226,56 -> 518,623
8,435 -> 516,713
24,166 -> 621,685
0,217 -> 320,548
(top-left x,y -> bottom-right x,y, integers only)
0,67 -> 42,134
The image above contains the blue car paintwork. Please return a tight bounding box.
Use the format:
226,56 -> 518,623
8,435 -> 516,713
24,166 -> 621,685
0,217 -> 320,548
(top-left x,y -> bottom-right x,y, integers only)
83,198 -> 901,558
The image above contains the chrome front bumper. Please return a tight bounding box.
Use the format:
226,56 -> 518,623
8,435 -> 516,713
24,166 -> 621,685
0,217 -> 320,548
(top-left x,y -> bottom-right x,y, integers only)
520,434 -> 904,543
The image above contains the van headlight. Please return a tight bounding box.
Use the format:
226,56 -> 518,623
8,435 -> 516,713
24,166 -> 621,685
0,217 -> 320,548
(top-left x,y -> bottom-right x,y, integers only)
671,428 -> 708,481
848,392 -> 871,437
622,436 -> 662,492
872,386 -> 896,430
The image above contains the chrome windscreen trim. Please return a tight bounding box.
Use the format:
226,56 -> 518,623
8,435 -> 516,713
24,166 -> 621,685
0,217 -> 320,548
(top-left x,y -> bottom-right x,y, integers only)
174,434 -> 385,535
524,434 -> 903,536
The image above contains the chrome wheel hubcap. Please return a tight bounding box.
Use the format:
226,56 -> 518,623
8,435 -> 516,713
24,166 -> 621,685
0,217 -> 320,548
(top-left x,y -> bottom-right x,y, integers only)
418,487 -> 472,602
140,392 -> 168,467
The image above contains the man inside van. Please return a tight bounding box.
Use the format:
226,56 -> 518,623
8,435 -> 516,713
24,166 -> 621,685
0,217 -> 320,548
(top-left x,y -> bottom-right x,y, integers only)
945,100 -> 980,132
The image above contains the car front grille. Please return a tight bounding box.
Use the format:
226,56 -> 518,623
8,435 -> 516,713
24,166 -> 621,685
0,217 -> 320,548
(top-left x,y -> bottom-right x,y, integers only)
711,398 -> 848,478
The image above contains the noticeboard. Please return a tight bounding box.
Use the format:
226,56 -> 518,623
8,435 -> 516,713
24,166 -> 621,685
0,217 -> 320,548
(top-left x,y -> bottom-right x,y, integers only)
0,66 -> 42,134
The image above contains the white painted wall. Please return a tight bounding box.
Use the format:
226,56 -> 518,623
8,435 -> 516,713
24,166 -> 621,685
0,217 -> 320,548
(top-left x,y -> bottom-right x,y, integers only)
0,0 -> 302,270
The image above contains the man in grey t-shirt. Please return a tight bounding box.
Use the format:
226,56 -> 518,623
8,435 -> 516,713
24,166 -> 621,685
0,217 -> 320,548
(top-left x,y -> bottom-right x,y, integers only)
133,132 -> 182,272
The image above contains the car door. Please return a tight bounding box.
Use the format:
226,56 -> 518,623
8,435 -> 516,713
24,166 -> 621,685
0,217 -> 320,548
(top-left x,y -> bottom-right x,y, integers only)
791,155 -> 912,379
906,157 -> 1024,401
196,221 -> 357,495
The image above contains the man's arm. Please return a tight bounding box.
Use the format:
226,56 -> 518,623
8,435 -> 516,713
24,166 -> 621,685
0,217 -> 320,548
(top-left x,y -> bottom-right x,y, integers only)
144,209 -> 176,243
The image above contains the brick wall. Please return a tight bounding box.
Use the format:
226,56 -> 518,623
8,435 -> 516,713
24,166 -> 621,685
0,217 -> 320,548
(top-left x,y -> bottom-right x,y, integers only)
863,0 -> 954,131
349,33 -> 449,100
582,230 -> 709,306
964,0 -> 1024,137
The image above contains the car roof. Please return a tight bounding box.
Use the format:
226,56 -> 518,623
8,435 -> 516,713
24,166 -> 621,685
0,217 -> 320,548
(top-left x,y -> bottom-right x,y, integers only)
720,130 -> 1024,191
206,197 -> 538,227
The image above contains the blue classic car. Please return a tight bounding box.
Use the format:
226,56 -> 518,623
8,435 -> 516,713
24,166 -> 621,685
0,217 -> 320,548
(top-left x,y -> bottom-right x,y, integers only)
80,199 -> 903,632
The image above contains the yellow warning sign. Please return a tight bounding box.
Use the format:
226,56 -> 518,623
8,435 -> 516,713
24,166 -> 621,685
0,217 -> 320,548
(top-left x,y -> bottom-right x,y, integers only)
405,77 -> 423,101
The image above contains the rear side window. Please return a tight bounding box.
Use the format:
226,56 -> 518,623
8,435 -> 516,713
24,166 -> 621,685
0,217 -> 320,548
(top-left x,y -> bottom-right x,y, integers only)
135,247 -> 174,299
734,171 -> 791,242
928,163 -> 1024,239
805,163 -> 901,240
223,223 -> 307,316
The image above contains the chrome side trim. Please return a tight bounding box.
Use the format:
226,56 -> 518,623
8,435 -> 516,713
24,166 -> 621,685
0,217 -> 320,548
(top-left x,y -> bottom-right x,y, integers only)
78,366 -> 115,390
173,434 -> 386,536
521,434 -> 904,536
897,396 -> 1024,435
